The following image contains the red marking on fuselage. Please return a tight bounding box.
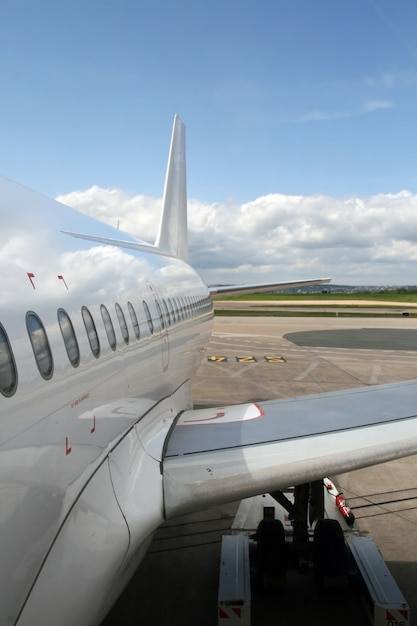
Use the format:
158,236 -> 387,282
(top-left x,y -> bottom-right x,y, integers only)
58,275 -> 68,290
70,392 -> 90,409
91,415 -> 96,434
65,437 -> 72,455
27,272 -> 36,289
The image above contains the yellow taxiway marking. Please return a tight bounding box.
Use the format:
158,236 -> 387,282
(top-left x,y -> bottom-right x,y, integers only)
264,355 -> 286,363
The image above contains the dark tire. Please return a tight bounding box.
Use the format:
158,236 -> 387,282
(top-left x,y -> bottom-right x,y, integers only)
313,519 -> 346,590
256,518 -> 287,580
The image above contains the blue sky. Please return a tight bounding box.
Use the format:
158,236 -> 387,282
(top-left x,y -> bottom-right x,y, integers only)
1,1 -> 417,284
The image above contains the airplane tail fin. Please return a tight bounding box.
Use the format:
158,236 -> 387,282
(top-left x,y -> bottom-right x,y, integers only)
155,115 -> 188,261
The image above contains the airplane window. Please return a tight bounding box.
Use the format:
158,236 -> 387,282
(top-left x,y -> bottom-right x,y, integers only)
161,299 -> 170,326
115,303 -> 129,345
167,298 -> 175,323
0,323 -> 17,396
143,300 -> 154,334
100,304 -> 116,350
155,299 -> 165,330
172,297 -> 178,321
26,312 -> 54,380
127,302 -> 140,340
81,306 -> 100,358
58,309 -> 80,367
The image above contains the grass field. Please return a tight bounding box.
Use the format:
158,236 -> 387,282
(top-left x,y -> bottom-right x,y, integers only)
213,310 -> 415,318
213,291 -> 417,317
214,291 -> 417,304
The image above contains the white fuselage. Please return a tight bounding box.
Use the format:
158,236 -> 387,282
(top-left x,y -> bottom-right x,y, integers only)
0,176 -> 213,625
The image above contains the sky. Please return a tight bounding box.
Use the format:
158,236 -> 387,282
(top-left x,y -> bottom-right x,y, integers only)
1,0 -> 417,286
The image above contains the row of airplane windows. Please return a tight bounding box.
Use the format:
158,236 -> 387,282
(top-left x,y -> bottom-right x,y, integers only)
0,294 -> 212,398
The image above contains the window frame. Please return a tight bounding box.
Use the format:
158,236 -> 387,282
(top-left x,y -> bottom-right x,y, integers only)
143,300 -> 154,335
127,302 -> 140,340
81,306 -> 100,358
115,303 -> 129,345
155,299 -> 165,330
57,308 -> 80,367
26,311 -> 54,380
0,323 -> 17,396
100,304 -> 117,351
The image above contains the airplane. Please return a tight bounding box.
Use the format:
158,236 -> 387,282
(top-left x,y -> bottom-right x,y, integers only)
1,115 -> 417,626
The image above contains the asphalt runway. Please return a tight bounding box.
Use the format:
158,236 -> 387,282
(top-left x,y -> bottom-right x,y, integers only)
286,327 -> 417,350
102,315 -> 417,626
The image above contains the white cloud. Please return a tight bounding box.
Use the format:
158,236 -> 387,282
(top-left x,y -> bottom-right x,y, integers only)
297,99 -> 393,123
363,70 -> 417,90
57,187 -> 417,286
362,99 -> 393,113
56,187 -> 161,242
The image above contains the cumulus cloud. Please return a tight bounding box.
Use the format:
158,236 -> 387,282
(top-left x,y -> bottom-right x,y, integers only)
56,187 -> 161,241
56,187 -> 417,286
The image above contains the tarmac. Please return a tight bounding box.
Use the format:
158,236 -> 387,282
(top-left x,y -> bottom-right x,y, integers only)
102,314 -> 417,626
